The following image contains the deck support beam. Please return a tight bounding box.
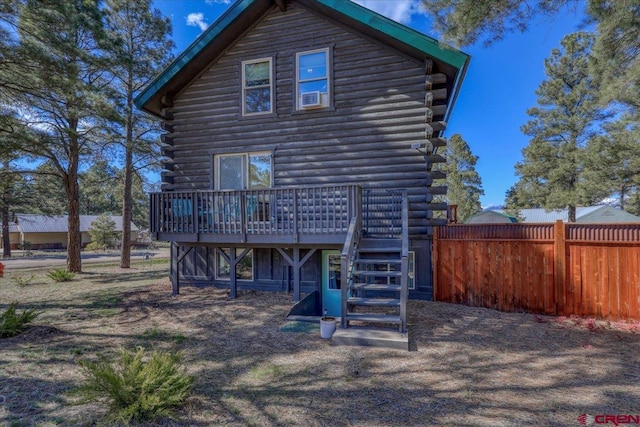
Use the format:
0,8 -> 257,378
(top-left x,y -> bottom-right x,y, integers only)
276,247 -> 317,302
171,243 -> 194,295
216,247 -> 251,299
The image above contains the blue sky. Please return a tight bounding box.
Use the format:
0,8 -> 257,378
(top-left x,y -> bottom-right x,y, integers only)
152,0 -> 585,207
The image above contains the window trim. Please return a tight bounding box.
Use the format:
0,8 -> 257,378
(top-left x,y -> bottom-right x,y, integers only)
215,248 -> 254,281
241,57 -> 273,116
214,152 -> 273,190
295,47 -> 331,111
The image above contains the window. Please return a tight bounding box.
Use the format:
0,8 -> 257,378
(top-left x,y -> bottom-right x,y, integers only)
296,48 -> 330,110
242,58 -> 272,115
216,248 -> 253,281
215,152 -> 272,190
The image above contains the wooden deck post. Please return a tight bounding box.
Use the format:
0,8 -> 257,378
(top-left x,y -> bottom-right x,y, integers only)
229,247 -> 237,299
554,220 -> 566,315
292,248 -> 300,301
170,242 -> 179,295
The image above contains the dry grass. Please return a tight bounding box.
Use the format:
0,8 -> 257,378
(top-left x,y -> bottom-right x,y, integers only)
1,260 -> 639,426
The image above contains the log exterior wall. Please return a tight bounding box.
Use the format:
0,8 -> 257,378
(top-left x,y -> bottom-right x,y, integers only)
160,2 -> 452,299
433,222 -> 640,321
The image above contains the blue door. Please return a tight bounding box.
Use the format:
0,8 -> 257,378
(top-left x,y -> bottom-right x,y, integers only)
321,250 -> 342,317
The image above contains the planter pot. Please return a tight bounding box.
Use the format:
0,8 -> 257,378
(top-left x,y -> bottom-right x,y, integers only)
320,317 -> 337,339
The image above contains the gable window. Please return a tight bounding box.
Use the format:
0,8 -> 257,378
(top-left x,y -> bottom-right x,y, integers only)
296,48 -> 330,110
242,58 -> 272,115
215,152 -> 272,190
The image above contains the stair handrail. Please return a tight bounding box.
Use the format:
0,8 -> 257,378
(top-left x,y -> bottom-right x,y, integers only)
400,190 -> 409,333
341,214 -> 361,328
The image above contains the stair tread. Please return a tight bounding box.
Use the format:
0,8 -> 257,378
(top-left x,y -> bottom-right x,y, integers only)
348,297 -> 400,306
358,247 -> 401,253
352,283 -> 401,291
353,270 -> 402,277
355,258 -> 401,264
345,313 -> 402,324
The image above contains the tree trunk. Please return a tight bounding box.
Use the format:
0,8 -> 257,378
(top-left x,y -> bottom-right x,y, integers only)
568,205 -> 576,223
2,191 -> 11,259
120,78 -> 134,269
65,133 -> 82,273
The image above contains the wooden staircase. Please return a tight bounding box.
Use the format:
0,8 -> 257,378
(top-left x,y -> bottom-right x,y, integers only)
334,189 -> 409,349
345,238 -> 406,332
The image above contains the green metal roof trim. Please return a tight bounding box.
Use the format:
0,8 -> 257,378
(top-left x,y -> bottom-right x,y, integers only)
134,0 -> 254,110
316,0 -> 468,69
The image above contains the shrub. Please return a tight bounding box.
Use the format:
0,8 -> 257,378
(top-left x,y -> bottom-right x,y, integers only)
47,269 -> 75,282
0,302 -> 39,338
79,347 -> 194,425
12,275 -> 36,286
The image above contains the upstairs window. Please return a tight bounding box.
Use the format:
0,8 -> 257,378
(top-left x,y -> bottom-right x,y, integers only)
242,58 -> 272,115
296,48 -> 330,110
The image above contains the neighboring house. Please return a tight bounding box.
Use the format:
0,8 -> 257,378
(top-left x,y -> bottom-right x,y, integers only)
2,214 -> 139,250
468,206 -> 640,224
136,0 -> 469,339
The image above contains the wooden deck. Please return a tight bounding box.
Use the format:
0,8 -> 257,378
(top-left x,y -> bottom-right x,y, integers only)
150,185 -> 362,245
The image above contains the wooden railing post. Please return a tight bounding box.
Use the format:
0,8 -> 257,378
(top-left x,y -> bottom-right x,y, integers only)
554,220 -> 566,315
292,190 -> 299,242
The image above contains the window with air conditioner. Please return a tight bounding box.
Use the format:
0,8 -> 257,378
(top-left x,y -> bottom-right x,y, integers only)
296,48 -> 330,110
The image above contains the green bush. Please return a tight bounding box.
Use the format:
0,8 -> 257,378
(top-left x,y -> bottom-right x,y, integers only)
12,275 -> 36,286
79,347 -> 194,425
0,302 -> 39,338
47,269 -> 75,282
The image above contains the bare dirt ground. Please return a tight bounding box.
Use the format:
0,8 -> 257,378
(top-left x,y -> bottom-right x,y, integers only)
1,263 -> 639,426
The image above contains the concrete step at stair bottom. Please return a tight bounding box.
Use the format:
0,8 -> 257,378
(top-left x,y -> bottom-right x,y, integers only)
347,297 -> 400,307
332,326 -> 409,350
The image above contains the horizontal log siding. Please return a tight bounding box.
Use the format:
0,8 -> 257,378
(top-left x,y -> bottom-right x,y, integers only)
434,222 -> 640,321
167,2 -> 448,238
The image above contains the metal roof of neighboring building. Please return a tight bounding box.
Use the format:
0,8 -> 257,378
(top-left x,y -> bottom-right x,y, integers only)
8,214 -> 139,234
491,206 -> 640,223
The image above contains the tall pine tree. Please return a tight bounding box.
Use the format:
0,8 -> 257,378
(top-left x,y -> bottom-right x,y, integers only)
103,0 -> 173,268
513,32 -> 609,222
5,0 -> 113,272
436,133 -> 484,223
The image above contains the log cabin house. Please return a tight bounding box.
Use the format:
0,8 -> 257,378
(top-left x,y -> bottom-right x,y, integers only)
136,0 -> 469,345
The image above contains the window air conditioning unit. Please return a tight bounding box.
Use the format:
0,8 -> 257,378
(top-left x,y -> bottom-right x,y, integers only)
300,91 -> 322,108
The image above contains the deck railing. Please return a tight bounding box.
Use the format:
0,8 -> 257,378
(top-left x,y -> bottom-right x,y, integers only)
362,189 -> 403,238
150,185 -> 361,238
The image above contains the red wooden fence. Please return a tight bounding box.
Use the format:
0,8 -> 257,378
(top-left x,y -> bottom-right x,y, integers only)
433,221 -> 640,321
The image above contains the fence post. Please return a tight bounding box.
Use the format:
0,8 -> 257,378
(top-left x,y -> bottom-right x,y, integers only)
554,220 -> 566,315
432,226 -> 439,301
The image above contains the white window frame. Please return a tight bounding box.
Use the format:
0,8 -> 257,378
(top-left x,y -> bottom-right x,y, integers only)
295,48 -> 331,110
242,57 -> 273,116
214,152 -> 273,190
215,248 -> 254,281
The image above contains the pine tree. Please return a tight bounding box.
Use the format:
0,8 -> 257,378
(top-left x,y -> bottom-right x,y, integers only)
583,113 -> 640,213
421,0 -> 639,109
513,32 -> 609,222
87,213 -> 119,251
5,0 -> 113,272
103,0 -> 173,268
436,134 -> 484,223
